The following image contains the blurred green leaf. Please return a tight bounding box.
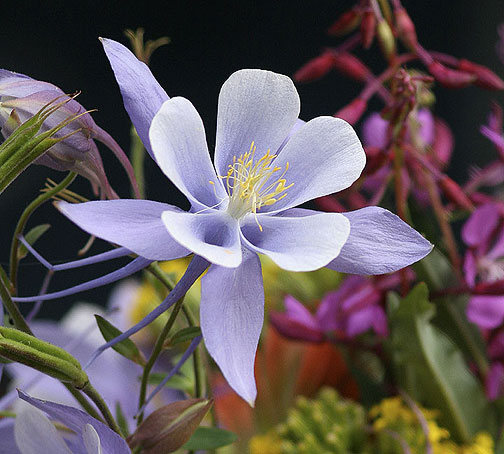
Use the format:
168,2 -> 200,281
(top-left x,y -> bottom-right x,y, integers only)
165,326 -> 201,347
387,283 -> 496,443
17,224 -> 50,260
95,315 -> 146,366
181,426 -> 237,450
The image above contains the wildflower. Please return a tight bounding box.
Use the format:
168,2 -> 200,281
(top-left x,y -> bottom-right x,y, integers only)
462,202 -> 504,329
11,391 -> 130,454
50,39 -> 431,404
0,69 -> 138,198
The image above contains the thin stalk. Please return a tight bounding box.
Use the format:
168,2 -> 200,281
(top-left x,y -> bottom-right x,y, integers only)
423,170 -> 462,278
130,126 -> 146,199
82,383 -> 121,435
9,172 -> 77,293
63,384 -> 103,422
137,295 -> 187,425
0,265 -> 32,334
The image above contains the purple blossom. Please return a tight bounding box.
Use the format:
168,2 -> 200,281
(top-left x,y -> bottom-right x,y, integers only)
0,69 -> 138,198
462,202 -> 504,329
271,273 -> 408,342
53,38 -> 432,404
11,391 -> 130,454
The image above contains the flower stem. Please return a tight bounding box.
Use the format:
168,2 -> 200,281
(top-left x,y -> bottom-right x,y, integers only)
82,382 -> 122,435
130,125 -> 146,199
63,385 -> 103,422
0,265 -> 32,334
137,294 -> 187,425
9,171 -> 77,293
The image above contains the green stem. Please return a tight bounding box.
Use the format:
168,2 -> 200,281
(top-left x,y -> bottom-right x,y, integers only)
82,383 -> 122,435
137,295 -> 187,425
63,384 -> 103,422
0,410 -> 16,418
0,265 -> 32,334
9,172 -> 77,293
130,125 -> 146,199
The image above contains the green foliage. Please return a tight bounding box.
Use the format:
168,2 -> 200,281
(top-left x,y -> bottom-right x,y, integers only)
181,426 -> 238,450
387,283 -> 496,443
95,315 -> 146,366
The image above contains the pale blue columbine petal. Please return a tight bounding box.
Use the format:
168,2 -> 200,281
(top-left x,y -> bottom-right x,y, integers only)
150,97 -> 226,209
0,69 -> 62,98
240,211 -> 350,271
327,206 -> 433,274
100,37 -> 169,159
200,250 -> 263,405
261,116 -> 366,213
82,424 -> 102,454
18,391 -> 131,454
14,404 -> 72,454
56,200 -> 189,261
161,210 -> 242,268
0,421 -> 20,454
214,69 -> 300,177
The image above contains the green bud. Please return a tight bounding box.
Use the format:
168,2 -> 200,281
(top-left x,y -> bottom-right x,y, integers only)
0,327 -> 88,388
377,19 -> 396,62
127,398 -> 213,454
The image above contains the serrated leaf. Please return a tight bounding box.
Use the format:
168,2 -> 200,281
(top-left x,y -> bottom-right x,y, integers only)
181,426 -> 237,450
17,224 -> 50,260
94,315 -> 146,366
165,326 -> 202,347
387,283 -> 496,443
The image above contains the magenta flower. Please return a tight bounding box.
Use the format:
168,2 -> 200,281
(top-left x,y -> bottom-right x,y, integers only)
270,273 -> 409,342
52,39 -> 431,404
0,69 -> 138,198
462,202 -> 504,329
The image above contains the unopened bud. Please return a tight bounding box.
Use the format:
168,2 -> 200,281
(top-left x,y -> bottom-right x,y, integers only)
294,52 -> 335,83
334,98 -> 367,125
439,175 -> 474,211
128,399 -> 213,454
360,9 -> 376,49
457,59 -> 504,91
427,61 -> 476,89
0,327 -> 88,388
394,7 -> 418,51
327,8 -> 361,36
376,19 -> 396,62
331,53 -> 370,82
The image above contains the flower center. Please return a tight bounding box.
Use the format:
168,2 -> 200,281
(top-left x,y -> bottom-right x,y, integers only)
216,141 -> 293,230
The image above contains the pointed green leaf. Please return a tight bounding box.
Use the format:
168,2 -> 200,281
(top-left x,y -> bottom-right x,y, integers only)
94,315 -> 146,366
387,283 -> 496,443
17,224 -> 51,260
165,326 -> 202,347
181,426 -> 237,450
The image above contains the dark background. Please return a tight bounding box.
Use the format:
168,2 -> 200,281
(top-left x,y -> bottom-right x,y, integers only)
0,0 -> 503,320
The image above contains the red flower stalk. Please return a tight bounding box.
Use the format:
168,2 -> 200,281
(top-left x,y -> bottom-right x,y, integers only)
360,8 -> 376,48
457,59 -> 504,91
334,98 -> 368,124
294,51 -> 335,82
327,7 -> 362,36
427,61 -> 476,89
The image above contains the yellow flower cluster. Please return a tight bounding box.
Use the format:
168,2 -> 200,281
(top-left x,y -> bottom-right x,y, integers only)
370,397 -> 494,454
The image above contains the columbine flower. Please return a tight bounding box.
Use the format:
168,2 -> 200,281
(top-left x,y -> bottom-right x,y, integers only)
10,391 -> 130,454
462,202 -> 504,329
0,69 -> 138,198
55,38 -> 432,404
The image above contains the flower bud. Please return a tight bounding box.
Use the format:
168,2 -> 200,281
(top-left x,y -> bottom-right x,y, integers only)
331,53 -> 370,82
327,8 -> 361,36
360,9 -> 376,49
0,69 -> 139,198
376,19 -> 396,62
427,61 -> 476,89
127,399 -> 213,454
0,326 -> 88,388
439,175 -> 474,211
394,7 -> 418,51
334,98 -> 367,125
294,52 -> 335,83
457,59 -> 504,91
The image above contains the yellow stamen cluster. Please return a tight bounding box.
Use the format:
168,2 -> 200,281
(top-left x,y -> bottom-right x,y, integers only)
216,141 -> 293,230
